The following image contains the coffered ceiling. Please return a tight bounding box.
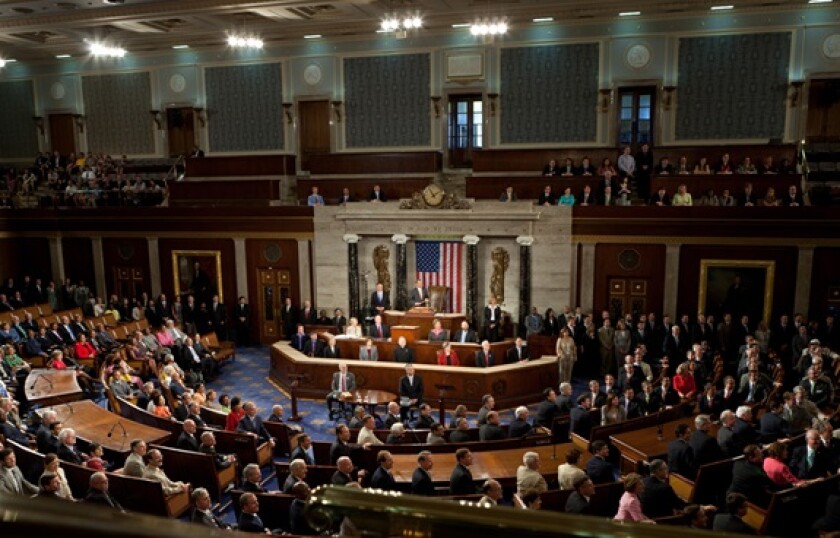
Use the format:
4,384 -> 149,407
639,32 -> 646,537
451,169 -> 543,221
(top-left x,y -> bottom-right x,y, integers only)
0,0 -> 835,62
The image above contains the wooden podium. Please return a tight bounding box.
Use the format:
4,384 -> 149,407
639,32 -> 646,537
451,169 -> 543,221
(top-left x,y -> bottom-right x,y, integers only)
391,325 -> 419,345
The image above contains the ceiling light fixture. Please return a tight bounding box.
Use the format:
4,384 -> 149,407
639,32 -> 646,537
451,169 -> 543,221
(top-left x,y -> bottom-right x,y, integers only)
808,0 -> 833,4
710,5 -> 734,10
380,15 -> 422,34
470,21 -> 508,36
89,41 -> 126,57
56,54 -> 72,59
227,35 -> 263,49
532,17 -> 554,23
304,34 -> 322,39
172,44 -> 189,49
0,59 -> 5,68
451,23 -> 471,28
619,11 -> 641,16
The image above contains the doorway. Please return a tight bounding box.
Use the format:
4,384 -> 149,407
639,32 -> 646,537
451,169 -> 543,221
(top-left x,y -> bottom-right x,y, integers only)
607,278 -> 649,321
806,79 -> 840,140
447,94 -> 483,168
616,86 -> 656,147
298,100 -> 331,171
113,266 -> 145,300
48,114 -> 77,155
166,107 -> 196,157
256,267 -> 292,343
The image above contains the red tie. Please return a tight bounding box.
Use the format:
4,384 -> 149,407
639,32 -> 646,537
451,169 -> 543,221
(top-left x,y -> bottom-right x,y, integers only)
341,375 -> 346,392
378,325 -> 382,337
446,355 -> 451,366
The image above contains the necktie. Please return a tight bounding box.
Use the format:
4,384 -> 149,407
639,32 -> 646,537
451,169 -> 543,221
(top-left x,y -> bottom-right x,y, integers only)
377,325 -> 382,337
12,472 -> 21,493
341,375 -> 346,392
488,353 -> 493,366
808,450 -> 815,469
747,384 -> 754,402
446,355 -> 451,366
461,332 -> 466,343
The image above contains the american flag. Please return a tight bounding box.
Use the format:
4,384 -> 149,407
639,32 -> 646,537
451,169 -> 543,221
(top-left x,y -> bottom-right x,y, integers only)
415,241 -> 463,313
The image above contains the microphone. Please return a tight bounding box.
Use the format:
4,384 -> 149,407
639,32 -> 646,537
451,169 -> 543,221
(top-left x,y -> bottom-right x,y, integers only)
107,420 -> 128,438
29,372 -> 54,391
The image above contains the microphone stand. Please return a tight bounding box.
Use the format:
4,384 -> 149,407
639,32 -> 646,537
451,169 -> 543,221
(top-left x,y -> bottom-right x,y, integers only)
107,420 -> 128,438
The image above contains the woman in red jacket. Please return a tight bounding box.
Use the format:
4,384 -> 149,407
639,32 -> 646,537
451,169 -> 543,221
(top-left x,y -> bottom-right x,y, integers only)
74,333 -> 97,361
436,342 -> 460,366
225,396 -> 245,431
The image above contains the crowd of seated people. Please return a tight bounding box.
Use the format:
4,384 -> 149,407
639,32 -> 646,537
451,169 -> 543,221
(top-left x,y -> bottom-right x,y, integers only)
0,151 -> 167,208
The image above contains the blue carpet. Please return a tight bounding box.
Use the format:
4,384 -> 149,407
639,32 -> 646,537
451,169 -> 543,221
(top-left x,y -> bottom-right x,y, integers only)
207,346 -> 591,443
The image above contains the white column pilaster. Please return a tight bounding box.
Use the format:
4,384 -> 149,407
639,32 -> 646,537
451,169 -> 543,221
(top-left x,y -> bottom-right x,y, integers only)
148,238 -> 161,297
663,244 -> 681,317
233,238 -> 248,300
794,246 -> 814,316
91,237 -> 106,298
579,242 -> 596,312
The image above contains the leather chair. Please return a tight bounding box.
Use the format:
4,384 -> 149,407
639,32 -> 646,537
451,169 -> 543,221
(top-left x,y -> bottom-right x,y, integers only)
429,286 -> 449,313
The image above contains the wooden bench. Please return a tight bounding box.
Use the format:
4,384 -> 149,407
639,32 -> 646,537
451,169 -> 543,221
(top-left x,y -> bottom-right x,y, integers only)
274,461 -> 338,489
539,481 -> 624,517
747,473 -> 840,536
212,428 -> 273,468
201,331 -> 235,364
152,443 -> 238,501
199,405 -> 229,429
262,419 -> 301,458
116,396 -> 182,438
230,489 -> 295,532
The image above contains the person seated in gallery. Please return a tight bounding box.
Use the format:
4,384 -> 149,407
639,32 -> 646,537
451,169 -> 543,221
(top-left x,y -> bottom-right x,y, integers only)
758,156 -> 778,174
579,157 -> 595,176
409,279 -> 430,308
649,187 -> 671,206
427,319 -> 448,341
499,186 -> 517,202
760,187 -> 780,207
559,158 -> 577,176
358,338 -> 379,361
368,315 -> 390,339
578,185 -> 597,206
719,188 -> 736,206
557,187 -> 576,206
693,157 -> 711,175
671,184 -> 693,206
736,156 -> 757,174
321,336 -> 341,358
306,186 -> 325,207
537,185 -> 555,206
715,153 -> 734,174
542,159 -> 561,176
697,188 -> 720,206
675,156 -> 691,175
337,187 -> 354,204
654,157 -> 674,175
437,342 -> 460,366
345,317 -> 363,338
369,184 -> 387,202
393,336 -> 415,363
598,158 -> 617,177
783,185 -> 804,206
453,320 -> 477,344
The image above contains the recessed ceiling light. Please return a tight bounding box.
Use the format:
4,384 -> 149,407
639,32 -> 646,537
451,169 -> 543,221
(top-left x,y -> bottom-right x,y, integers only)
304,34 -> 322,39
451,23 -> 471,28
619,11 -> 641,16
56,54 -> 72,59
711,5 -> 734,10
808,0 -> 833,4
4,59 -> 16,63
532,17 -> 554,23
172,44 -> 189,49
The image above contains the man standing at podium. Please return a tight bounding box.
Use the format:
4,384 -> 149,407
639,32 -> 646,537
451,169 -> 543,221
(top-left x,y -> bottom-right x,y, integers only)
370,283 -> 390,315
409,279 -> 430,308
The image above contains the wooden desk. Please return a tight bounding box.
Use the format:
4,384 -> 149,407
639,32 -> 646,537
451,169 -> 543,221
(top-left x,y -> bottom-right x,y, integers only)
390,443 -> 588,486
25,369 -> 83,406
42,400 -> 171,456
270,342 -> 558,409
610,418 -> 720,474
383,312 -> 466,338
331,337 -> 515,367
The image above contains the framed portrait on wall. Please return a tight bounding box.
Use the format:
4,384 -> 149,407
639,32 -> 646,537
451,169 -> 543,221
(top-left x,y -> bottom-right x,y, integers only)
698,259 -> 775,324
172,250 -> 223,305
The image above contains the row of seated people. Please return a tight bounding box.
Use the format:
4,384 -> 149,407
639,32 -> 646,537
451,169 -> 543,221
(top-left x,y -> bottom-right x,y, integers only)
306,184 -> 390,206
542,150 -> 795,178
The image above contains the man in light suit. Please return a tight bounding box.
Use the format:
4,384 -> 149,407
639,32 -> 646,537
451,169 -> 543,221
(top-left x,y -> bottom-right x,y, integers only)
452,320 -> 477,344
327,363 -> 356,417
0,448 -> 38,495
409,279 -> 430,308
370,283 -> 390,315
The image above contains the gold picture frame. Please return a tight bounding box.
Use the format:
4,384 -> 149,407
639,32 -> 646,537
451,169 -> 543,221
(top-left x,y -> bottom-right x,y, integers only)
172,250 -> 223,304
698,259 -> 775,323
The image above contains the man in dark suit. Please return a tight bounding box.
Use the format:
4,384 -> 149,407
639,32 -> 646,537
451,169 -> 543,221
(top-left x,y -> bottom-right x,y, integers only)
370,283 -> 390,316
289,434 -> 315,466
649,187 -> 671,206
505,337 -> 529,363
290,324 -> 307,351
368,314 -> 390,339
409,279 -> 430,308
57,429 -> 85,465
585,441 -> 616,484
617,363 -> 643,395
727,444 -> 776,507
714,376 -> 742,415
299,300 -> 317,325
570,394 -> 593,439
236,402 -> 275,447
690,414 -> 725,475
237,492 -> 269,533
555,383 -> 575,414
801,367 -> 833,409
635,381 -> 660,415
331,456 -> 358,486
565,476 -> 594,514
368,184 -> 387,202
369,450 -> 397,490
301,332 -> 322,357
662,325 -> 688,359
190,487 -> 230,528
393,336 -> 415,363
790,429 -> 831,479
332,308 -> 347,334
759,398 -> 792,443
398,365 -> 424,423
618,387 -> 642,419
534,388 -> 559,428
712,493 -> 753,533
733,406 -> 759,446
475,340 -> 496,367
449,448 -> 476,495
640,459 -> 687,518
537,185 -> 555,206
717,410 -> 742,458
282,297 -> 297,338
321,336 -> 341,359
234,296 -> 251,346
176,419 -> 201,452
83,472 -> 124,511
483,297 -> 502,342
478,411 -> 505,441
411,451 -> 435,496
452,320 -> 477,344
653,377 -> 681,408
667,423 -> 695,478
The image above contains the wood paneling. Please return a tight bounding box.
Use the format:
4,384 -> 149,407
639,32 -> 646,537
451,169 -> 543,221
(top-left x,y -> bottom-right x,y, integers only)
676,245 -> 798,322
0,238 -> 52,284
166,107 -> 196,158
296,177 -> 432,204
308,151 -> 442,175
809,247 -> 840,320
185,155 -> 296,177
102,238 -> 150,298
48,114 -> 76,155
806,79 -> 840,140
246,239 -> 300,344
472,145 -> 797,173
158,238 -> 236,310
61,237 -> 95,294
298,100 -> 331,171
593,244 -> 666,317
168,180 -> 281,207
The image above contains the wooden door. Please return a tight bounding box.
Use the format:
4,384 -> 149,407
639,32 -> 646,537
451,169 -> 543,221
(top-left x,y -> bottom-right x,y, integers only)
298,100 -> 331,171
806,79 -> 840,140
166,107 -> 196,157
447,94 -> 483,168
113,266 -> 145,300
256,268 -> 291,343
48,114 -> 77,155
616,86 -> 656,147
608,278 -> 649,321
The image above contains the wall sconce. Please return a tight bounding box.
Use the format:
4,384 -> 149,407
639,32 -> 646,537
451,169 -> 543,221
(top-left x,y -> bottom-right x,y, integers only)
72,114 -> 85,133
192,107 -> 206,127
430,96 -> 441,118
598,89 -> 612,113
32,116 -> 44,136
331,100 -> 343,123
789,80 -> 805,108
662,86 -> 677,110
150,110 -> 163,130
282,102 -> 294,124
487,93 -> 499,117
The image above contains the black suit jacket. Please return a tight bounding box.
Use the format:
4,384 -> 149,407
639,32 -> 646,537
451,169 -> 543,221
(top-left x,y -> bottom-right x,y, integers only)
238,512 -> 266,533
290,446 -> 314,466
475,349 -> 495,367
479,423 -> 505,441
712,514 -> 753,533
452,329 -> 477,344
714,389 -> 742,415
555,394 -> 574,414
667,438 -> 695,478
393,346 -> 415,363
640,476 -> 685,518
508,418 -> 534,438
84,489 -> 124,510
368,323 -> 391,339
299,307 -> 317,324
191,508 -> 227,528
449,464 -> 474,495
399,375 -> 424,402
506,345 -> 529,363
586,456 -> 615,484
411,467 -> 435,496
236,415 -> 272,443
570,405 -> 593,438
301,338 -> 322,357
370,466 -> 397,490
57,444 -> 84,464
758,411 -> 790,443
728,459 -> 775,507
565,492 -> 592,514
717,426 -> 742,458
790,445 -> 831,479
176,432 -> 201,452
689,430 -> 725,473
370,291 -> 391,312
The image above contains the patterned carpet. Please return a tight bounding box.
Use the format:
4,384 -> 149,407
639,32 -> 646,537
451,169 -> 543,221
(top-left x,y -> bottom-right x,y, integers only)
207,346 -> 589,443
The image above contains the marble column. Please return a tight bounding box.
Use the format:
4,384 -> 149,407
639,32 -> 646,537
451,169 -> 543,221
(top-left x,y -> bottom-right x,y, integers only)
517,236 -> 534,335
233,238 -> 248,300
579,242 -> 596,312
794,246 -> 814,316
297,239 -> 312,301
49,237 -> 65,283
91,237 -> 106,299
147,238 -> 161,297
392,234 -> 409,311
663,244 -> 681,317
463,235 -> 480,326
344,234 -> 361,320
